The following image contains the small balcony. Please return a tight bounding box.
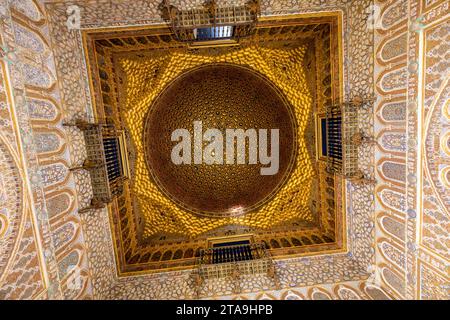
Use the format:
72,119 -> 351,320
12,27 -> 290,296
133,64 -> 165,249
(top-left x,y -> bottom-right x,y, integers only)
192,242 -> 279,297
64,120 -> 129,211
161,0 -> 259,43
324,97 -> 375,183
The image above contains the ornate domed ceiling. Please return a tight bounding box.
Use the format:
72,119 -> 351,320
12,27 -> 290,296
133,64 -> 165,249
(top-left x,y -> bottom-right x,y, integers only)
144,64 -> 297,217
83,13 -> 345,274
2,0 -> 448,301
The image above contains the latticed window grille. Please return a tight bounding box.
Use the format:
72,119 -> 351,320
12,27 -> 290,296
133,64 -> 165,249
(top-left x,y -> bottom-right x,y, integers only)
325,102 -> 360,178
326,117 -> 343,160
202,240 -> 260,264
103,137 -> 123,183
195,25 -> 234,40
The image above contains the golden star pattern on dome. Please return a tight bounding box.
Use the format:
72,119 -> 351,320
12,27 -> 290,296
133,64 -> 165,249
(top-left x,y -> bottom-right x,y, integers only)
118,45 -> 315,238
143,64 -> 297,216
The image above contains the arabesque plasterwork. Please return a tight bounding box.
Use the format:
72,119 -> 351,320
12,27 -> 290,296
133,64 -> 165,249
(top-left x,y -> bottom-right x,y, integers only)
0,0 -> 447,300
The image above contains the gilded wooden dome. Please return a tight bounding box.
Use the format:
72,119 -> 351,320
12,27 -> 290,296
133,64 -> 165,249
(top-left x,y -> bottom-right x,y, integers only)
144,64 -> 297,217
